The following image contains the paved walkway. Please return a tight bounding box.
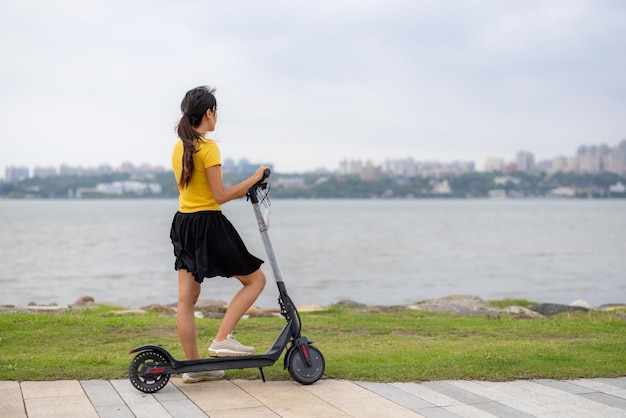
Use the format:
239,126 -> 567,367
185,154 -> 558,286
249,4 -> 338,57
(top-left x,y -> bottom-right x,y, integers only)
2,378 -> 626,417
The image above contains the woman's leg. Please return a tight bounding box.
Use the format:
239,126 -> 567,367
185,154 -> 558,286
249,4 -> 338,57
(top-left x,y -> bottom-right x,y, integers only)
215,269 -> 266,341
177,269 -> 202,360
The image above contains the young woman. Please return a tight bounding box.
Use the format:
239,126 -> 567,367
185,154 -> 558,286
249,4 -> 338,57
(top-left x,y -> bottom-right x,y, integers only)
170,85 -> 269,383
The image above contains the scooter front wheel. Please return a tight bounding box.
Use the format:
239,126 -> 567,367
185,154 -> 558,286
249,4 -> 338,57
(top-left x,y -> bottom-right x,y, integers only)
128,350 -> 171,393
287,345 -> 325,385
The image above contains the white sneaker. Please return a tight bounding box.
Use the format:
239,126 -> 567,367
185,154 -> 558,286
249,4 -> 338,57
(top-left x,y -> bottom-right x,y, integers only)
182,370 -> 225,383
208,333 -> 254,357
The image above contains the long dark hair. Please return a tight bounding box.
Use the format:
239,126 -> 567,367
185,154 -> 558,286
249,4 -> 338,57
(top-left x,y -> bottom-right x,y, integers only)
176,86 -> 217,189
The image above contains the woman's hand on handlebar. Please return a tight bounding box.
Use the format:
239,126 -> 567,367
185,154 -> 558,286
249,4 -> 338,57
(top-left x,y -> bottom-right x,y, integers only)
255,165 -> 271,181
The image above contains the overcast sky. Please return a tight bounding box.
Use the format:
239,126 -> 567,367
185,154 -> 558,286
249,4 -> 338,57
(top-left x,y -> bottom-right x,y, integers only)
1,0 -> 625,176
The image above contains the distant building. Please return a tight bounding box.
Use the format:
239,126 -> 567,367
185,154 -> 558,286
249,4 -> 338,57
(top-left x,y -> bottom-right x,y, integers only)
609,181 -> 626,194
552,156 -> 570,173
5,166 -> 29,182
534,159 -> 552,173
607,139 -> 626,176
383,158 -> 418,177
484,158 -> 505,172
576,145 -> 610,173
516,150 -> 535,172
431,179 -> 452,194
76,181 -> 162,198
33,166 -> 57,178
222,158 -> 273,175
359,161 -> 378,182
339,159 -> 364,176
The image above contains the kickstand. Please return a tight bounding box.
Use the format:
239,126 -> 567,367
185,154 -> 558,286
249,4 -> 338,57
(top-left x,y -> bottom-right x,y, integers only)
258,367 -> 266,382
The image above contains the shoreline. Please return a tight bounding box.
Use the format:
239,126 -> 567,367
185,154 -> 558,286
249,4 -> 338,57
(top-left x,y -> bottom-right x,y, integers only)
2,294 -> 626,318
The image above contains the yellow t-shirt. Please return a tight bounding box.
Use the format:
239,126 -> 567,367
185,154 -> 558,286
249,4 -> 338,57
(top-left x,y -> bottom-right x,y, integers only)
171,138 -> 222,212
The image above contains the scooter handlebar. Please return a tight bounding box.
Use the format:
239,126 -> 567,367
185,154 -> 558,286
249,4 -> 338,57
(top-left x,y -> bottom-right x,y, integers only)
247,168 -> 271,203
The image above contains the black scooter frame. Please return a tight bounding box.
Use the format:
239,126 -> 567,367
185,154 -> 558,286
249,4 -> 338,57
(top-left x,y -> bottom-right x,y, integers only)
128,170 -> 324,392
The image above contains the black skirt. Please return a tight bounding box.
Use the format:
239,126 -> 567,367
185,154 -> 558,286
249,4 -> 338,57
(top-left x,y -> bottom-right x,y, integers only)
170,211 -> 264,283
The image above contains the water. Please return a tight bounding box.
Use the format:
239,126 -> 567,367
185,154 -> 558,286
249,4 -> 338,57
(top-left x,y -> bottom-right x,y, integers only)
0,198 -> 624,309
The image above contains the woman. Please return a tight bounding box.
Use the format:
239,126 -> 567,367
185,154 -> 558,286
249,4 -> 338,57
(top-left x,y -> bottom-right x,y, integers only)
170,85 -> 269,383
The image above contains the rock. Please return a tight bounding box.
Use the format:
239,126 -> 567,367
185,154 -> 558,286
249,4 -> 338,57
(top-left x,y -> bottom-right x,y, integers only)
569,299 -> 591,309
111,309 -> 146,315
140,304 -> 177,315
195,299 -> 228,309
0,306 -> 24,313
198,305 -> 227,316
335,300 -> 367,307
501,306 -> 544,318
528,303 -> 589,316
195,300 -> 227,317
408,295 -> 499,314
243,306 -> 265,316
25,305 -> 68,313
73,296 -> 95,307
596,303 -> 626,311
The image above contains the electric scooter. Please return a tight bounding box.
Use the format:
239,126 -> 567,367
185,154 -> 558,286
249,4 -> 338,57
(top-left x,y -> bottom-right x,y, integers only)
128,169 -> 325,393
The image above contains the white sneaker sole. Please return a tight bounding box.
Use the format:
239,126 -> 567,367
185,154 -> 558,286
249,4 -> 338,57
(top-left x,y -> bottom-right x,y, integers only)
182,371 -> 224,383
208,349 -> 254,357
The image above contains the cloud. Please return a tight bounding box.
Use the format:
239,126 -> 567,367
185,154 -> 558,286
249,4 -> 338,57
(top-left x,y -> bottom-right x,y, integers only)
1,0 -> 625,175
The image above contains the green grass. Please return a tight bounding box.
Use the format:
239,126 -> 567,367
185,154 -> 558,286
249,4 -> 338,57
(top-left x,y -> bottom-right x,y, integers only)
1,304 -> 625,382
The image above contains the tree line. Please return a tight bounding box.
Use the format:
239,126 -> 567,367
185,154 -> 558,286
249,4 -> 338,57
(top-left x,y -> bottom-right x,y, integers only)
1,171 -> 625,199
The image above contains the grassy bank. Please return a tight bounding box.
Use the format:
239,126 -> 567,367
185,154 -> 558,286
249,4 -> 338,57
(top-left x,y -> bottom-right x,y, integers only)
1,304 -> 625,382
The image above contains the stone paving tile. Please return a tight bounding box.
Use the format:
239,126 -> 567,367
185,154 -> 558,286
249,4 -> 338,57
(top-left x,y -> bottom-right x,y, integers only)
446,380 -> 519,402
381,382 -> 494,417
392,382 -> 465,407
357,381 -> 435,410
580,392 -> 626,411
534,379 -> 597,395
21,380 -> 98,418
235,379 -> 350,417
482,380 -> 625,417
307,380 -> 423,417
153,382 -> 208,417
423,381 -> 536,418
303,379 -> 385,403
442,404 -> 499,417
207,406 -> 282,418
0,381 -> 26,418
611,389 -> 626,400
568,378 -> 624,393
81,379 -> 135,417
593,378 -> 626,389
110,379 -> 173,418
174,377 -> 264,413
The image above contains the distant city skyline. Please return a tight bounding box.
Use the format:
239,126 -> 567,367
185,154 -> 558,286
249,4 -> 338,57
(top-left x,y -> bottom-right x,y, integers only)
4,139 -> 625,182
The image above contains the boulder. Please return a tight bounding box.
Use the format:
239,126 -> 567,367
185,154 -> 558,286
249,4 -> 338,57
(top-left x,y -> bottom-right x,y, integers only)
501,306 -> 543,318
140,304 -> 177,315
408,295 -> 499,314
569,299 -> 591,309
72,296 -> 95,307
528,303 -> 589,316
596,303 -> 626,311
335,300 -> 367,307
195,299 -> 228,310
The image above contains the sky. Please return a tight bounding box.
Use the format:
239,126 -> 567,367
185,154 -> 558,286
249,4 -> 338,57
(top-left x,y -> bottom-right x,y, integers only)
1,0 -> 625,176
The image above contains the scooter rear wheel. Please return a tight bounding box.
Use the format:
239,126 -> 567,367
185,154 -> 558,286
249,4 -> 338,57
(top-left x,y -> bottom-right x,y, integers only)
287,345 -> 325,385
128,350 -> 170,393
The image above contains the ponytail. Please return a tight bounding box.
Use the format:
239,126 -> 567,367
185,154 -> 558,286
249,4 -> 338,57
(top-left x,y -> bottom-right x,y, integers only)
176,86 -> 217,189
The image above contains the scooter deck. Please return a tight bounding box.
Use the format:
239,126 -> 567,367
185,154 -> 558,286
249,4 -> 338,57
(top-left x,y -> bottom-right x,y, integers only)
130,320 -> 294,374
